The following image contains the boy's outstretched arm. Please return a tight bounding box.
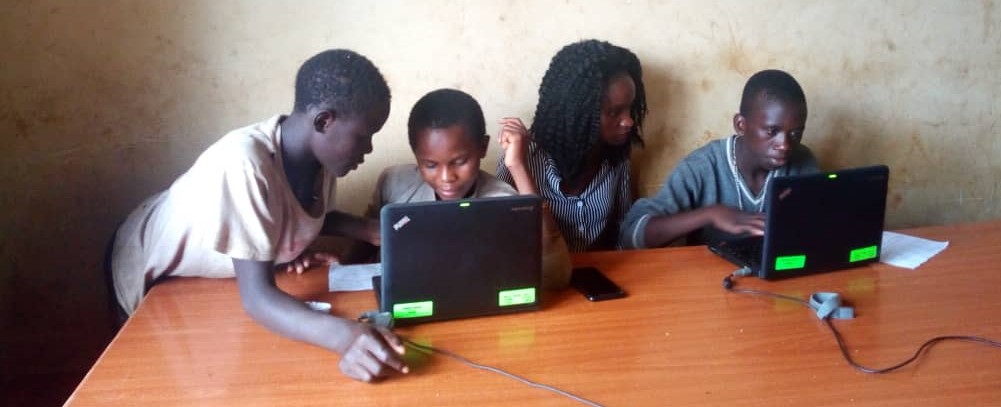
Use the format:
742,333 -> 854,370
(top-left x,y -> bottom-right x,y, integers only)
231,258 -> 407,382
638,205 -> 765,248
621,166 -> 767,249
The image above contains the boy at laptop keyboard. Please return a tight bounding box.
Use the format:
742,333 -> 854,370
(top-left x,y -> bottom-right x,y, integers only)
620,70 -> 819,249
348,88 -> 572,288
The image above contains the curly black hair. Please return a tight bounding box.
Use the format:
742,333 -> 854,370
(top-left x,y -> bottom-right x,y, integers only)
531,39 -> 647,180
292,49 -> 391,117
739,69 -> 806,117
407,88 -> 487,151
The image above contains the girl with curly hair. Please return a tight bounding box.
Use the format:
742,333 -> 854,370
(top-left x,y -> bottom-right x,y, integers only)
496,39 -> 647,251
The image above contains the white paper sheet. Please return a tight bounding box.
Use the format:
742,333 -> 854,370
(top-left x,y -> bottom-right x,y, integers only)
328,263 -> 381,292
879,231 -> 949,269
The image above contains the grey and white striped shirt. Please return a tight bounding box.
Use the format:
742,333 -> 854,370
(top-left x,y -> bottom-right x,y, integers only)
497,141 -> 632,252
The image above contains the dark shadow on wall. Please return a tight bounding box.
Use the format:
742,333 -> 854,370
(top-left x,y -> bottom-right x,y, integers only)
0,3 -> 208,406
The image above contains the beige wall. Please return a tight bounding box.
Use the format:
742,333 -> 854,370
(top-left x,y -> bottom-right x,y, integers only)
1,1 -> 999,404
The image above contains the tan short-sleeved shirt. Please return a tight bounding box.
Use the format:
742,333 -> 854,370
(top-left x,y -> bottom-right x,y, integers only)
112,116 -> 337,314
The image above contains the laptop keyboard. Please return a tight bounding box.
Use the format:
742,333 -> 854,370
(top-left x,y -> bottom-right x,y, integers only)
732,240 -> 763,263
711,238 -> 763,270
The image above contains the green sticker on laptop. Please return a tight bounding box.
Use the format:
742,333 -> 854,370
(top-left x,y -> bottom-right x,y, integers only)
849,245 -> 878,262
392,301 -> 433,319
498,288 -> 536,307
775,255 -> 806,271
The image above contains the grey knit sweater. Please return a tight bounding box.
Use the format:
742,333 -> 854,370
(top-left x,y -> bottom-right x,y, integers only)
620,136 -> 818,248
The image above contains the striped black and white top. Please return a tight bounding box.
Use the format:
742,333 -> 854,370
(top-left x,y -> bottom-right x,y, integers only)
496,141 -> 632,252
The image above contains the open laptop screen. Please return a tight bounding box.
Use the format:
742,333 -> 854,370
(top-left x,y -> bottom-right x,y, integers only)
710,165 -> 889,279
378,195 -> 542,325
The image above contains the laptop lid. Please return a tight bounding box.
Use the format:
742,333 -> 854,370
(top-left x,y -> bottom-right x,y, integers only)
378,195 -> 542,325
710,165 -> 889,279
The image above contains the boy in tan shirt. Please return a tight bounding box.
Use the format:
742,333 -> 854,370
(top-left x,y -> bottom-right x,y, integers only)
111,49 -> 405,382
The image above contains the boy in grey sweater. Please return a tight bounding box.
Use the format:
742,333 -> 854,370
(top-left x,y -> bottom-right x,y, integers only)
620,70 -> 818,249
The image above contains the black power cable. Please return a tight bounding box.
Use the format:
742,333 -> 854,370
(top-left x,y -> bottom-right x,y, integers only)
403,339 -> 606,406
722,272 -> 1001,374
358,311 -> 606,406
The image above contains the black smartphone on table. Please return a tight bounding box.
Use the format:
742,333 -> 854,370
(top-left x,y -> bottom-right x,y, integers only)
570,267 -> 626,301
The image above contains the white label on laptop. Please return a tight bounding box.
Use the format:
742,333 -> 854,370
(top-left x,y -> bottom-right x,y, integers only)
392,216 -> 411,231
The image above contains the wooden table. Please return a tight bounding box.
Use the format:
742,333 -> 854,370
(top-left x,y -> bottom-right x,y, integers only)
65,221 -> 1001,406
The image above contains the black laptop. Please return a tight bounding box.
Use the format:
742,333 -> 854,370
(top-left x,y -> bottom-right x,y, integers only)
375,195 -> 542,325
708,165 -> 889,279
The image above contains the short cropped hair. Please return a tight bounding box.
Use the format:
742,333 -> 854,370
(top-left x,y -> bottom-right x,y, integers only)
292,49 -> 391,117
407,88 -> 486,151
739,69 -> 807,116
